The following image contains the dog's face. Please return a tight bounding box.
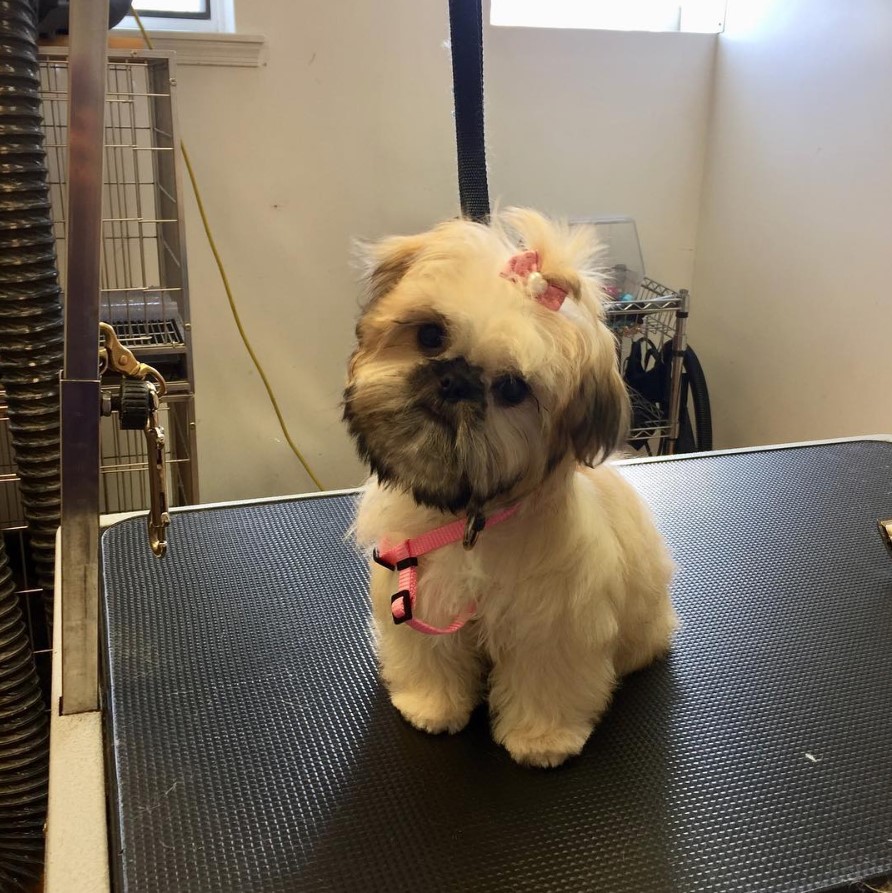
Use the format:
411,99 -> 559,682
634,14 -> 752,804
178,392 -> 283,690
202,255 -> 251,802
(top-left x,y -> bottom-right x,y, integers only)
343,208 -> 629,514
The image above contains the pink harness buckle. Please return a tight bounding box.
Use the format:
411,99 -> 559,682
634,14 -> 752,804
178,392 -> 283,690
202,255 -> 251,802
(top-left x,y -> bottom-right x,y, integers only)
374,504 -> 520,636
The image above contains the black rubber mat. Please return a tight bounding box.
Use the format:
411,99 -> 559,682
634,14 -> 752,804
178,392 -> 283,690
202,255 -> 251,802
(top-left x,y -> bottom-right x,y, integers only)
101,440 -> 892,893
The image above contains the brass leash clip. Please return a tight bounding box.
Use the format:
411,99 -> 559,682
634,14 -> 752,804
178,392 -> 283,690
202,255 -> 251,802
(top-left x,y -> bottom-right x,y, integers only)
144,382 -> 169,558
99,321 -> 168,397
99,322 -> 170,557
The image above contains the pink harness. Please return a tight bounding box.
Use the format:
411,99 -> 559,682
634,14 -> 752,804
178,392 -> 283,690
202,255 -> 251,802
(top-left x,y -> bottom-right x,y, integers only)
373,504 -> 521,635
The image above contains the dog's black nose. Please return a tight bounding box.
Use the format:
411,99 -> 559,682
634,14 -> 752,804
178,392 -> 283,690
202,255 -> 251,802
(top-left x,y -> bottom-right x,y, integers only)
439,373 -> 472,401
434,357 -> 484,404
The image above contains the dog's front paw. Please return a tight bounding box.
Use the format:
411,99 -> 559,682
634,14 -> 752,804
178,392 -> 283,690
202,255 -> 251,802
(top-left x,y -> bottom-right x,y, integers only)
390,690 -> 471,735
498,725 -> 591,768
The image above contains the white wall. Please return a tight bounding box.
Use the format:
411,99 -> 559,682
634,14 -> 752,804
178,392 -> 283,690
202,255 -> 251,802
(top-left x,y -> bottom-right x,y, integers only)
690,0 -> 892,448
173,0 -> 715,502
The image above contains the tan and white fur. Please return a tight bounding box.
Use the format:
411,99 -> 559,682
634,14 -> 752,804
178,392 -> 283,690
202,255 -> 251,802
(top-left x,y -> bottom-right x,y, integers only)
344,208 -> 676,768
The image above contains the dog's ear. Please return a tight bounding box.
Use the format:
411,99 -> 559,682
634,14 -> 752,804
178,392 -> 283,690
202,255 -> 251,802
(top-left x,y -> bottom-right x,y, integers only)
355,233 -> 427,308
556,339 -> 630,466
499,207 -> 603,304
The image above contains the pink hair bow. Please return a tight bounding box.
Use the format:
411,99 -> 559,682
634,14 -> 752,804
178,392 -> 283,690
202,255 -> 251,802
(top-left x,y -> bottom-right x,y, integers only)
500,250 -> 567,311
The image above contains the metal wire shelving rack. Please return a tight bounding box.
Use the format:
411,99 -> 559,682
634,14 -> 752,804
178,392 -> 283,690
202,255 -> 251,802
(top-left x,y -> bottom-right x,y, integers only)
606,278 -> 689,453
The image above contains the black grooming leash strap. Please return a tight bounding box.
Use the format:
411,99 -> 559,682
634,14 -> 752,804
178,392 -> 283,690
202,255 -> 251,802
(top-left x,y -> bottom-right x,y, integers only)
448,0 -> 490,222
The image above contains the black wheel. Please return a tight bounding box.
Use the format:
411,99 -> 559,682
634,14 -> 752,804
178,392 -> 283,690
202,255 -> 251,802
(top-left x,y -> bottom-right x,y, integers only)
655,345 -> 712,455
683,346 -> 712,451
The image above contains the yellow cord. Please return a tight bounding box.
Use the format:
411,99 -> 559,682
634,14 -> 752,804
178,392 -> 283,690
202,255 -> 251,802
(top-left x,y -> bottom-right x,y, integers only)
130,7 -> 325,491
130,4 -> 153,47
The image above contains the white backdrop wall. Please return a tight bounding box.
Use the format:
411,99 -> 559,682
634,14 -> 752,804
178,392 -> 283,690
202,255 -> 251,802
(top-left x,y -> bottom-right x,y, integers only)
690,0 -> 892,447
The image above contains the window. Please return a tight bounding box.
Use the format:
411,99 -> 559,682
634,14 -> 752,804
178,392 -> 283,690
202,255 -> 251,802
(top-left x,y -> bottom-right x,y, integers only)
133,0 -> 209,19
117,0 -> 234,34
490,0 -> 726,33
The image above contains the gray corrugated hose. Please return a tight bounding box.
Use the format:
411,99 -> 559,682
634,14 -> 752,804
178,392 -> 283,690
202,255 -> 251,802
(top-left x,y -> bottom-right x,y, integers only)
0,0 -> 63,884
0,536 -> 48,890
0,0 -> 64,624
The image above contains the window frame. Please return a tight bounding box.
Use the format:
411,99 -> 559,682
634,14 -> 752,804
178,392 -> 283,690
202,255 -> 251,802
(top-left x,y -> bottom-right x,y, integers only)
116,0 -> 234,34
131,2 -> 211,22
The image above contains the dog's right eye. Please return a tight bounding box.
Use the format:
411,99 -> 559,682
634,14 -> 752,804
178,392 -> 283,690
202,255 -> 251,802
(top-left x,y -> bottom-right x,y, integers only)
492,374 -> 530,406
417,323 -> 446,352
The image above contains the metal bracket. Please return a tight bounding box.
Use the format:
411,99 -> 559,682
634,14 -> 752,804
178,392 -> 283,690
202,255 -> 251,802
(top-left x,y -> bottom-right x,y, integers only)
60,0 -> 112,716
60,378 -> 101,715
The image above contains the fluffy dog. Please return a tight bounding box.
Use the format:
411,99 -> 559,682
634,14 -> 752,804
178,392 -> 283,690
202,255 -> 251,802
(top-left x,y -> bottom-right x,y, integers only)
344,208 -> 676,768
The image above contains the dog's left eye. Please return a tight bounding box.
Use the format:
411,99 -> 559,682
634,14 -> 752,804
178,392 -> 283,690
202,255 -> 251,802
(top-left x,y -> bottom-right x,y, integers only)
417,323 -> 446,352
492,375 -> 530,406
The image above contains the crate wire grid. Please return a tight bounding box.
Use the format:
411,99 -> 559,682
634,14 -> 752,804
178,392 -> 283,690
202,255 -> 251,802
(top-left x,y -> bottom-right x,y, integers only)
40,57 -> 186,351
99,398 -> 196,515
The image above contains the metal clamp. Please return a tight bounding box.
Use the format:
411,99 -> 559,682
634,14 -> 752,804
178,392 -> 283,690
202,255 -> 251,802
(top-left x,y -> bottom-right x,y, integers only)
99,321 -> 168,396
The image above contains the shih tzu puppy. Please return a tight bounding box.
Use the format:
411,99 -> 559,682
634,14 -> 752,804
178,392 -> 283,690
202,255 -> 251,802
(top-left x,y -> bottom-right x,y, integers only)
344,208 -> 676,768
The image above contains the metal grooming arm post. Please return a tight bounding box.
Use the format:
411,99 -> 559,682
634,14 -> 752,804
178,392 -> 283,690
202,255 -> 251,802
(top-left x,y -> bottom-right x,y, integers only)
60,0 -> 108,715
665,289 -> 689,455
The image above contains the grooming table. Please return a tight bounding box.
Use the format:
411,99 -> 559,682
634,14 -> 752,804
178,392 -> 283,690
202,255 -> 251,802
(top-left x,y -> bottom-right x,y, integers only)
100,440 -> 892,893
